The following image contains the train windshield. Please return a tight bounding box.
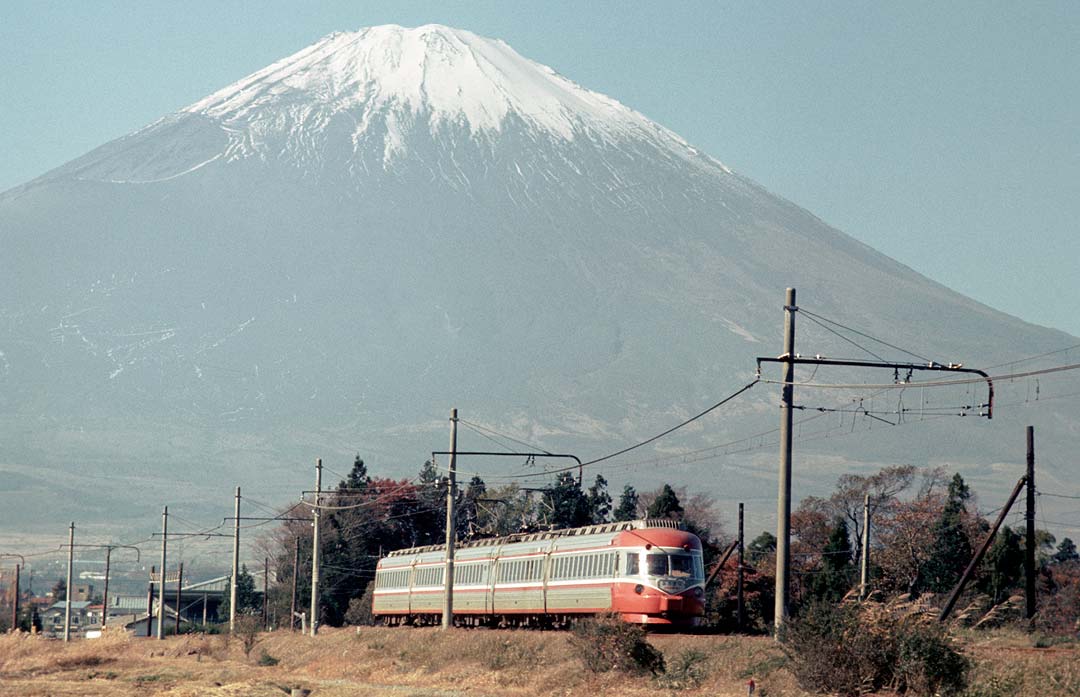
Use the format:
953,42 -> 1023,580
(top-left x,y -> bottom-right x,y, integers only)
645,553 -> 704,583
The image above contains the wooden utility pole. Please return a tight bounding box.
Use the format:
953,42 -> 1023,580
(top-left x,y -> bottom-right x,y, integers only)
290,537 -> 299,631
262,557 -> 269,631
146,566 -> 155,638
775,288 -> 796,634
860,494 -> 871,600
737,503 -> 745,631
230,486 -> 240,634
1025,426 -> 1036,620
64,522 -> 74,642
157,507 -> 167,640
442,408 -> 458,630
101,548 -> 111,631
176,562 -> 184,635
310,458 -> 322,636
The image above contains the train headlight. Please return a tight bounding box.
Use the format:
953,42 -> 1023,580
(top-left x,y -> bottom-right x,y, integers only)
634,584 -> 644,595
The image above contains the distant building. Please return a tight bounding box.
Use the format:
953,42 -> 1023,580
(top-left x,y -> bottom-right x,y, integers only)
39,601 -> 102,637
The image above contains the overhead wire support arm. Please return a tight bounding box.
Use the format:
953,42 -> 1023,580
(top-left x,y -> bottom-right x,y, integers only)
755,355 -> 994,418
431,450 -> 585,484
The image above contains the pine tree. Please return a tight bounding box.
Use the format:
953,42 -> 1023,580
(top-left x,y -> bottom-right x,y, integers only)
1052,537 -> 1079,564
586,474 -> 612,523
613,485 -> 639,521
978,525 -> 1023,604
920,473 -> 974,593
647,484 -> 684,520
810,519 -> 853,602
542,472 -> 591,529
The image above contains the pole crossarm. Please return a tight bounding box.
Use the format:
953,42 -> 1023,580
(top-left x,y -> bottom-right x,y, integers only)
65,543 -> 141,562
755,356 -> 994,418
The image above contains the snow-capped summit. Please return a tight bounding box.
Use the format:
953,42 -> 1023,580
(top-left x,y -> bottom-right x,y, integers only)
182,24 -> 698,169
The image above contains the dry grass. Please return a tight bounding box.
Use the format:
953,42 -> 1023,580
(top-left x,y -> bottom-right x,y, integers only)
0,625 -> 1073,696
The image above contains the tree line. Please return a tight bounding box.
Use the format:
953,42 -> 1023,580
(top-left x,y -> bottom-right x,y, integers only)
238,458 -> 1078,634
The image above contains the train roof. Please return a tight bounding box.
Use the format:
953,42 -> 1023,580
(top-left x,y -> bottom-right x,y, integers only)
385,518 -> 685,557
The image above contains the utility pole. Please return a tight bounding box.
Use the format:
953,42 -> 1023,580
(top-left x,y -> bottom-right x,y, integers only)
1025,426 -> 1036,620
230,486 -> 240,634
64,521 -> 74,642
176,562 -> 184,636
737,503 -> 745,631
12,564 -> 20,631
442,408 -> 458,630
146,566 -> 154,638
310,458 -> 322,636
775,288 -> 796,634
860,494 -> 871,600
262,557 -> 269,631
101,548 -> 112,631
157,506 -> 167,640
290,537 -> 299,631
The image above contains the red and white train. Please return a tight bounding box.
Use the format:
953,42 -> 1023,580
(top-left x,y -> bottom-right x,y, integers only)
372,519 -> 705,627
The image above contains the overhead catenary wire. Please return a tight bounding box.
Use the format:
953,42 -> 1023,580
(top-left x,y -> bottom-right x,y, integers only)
799,308 -> 934,364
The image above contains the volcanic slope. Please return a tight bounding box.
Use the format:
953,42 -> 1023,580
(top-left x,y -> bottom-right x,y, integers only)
1,25 -> 1076,533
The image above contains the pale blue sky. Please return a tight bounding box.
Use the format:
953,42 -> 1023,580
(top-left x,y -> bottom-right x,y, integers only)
3,2 -> 1078,338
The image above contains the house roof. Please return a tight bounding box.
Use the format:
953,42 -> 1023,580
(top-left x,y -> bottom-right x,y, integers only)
47,601 -> 92,611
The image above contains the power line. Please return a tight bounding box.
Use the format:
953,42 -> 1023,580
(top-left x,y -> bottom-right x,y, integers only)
458,419 -> 552,455
759,362 -> 1080,390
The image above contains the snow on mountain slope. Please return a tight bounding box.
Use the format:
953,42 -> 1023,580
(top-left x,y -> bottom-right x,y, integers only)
183,25 -> 702,164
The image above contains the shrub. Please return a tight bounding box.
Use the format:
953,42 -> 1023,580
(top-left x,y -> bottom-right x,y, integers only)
344,585 -> 377,626
257,650 -> 279,666
655,648 -> 708,689
568,614 -> 665,675
234,614 -> 261,659
781,601 -> 969,697
893,618 -> 969,696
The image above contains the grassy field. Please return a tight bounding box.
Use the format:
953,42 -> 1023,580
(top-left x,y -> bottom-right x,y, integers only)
0,626 -> 1075,696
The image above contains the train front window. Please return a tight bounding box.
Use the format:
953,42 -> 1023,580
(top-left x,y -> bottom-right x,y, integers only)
646,554 -> 668,576
645,553 -> 704,583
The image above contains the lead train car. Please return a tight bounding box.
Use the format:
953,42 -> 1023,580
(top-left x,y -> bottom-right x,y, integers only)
372,519 -> 705,627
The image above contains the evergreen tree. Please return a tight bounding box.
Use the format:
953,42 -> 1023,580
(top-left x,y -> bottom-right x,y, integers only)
586,474 -> 612,523
810,519 -> 854,602
220,564 -> 259,617
747,531 -> 777,565
647,484 -> 684,520
978,525 -> 1023,604
542,472 -> 591,529
613,485 -> 639,521
51,578 -> 67,601
920,473 -> 974,593
1052,537 -> 1079,564
459,475 -> 487,539
339,454 -> 369,491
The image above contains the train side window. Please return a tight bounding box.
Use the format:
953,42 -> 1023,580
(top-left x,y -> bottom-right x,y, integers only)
626,553 -> 639,576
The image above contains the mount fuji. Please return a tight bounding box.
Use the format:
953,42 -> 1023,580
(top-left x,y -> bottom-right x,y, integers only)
2,25 -> 1076,539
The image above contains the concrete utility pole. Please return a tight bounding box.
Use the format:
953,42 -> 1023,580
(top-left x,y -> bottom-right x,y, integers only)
262,557 -> 269,631
775,288 -> 796,634
64,521 -> 74,642
230,486 -> 240,634
12,563 -> 20,631
101,548 -> 111,630
442,408 -> 459,630
176,562 -> 184,636
860,494 -> 871,600
157,506 -> 167,640
290,537 -> 299,631
310,458 -> 322,636
1025,426 -> 1036,620
737,503 -> 745,631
